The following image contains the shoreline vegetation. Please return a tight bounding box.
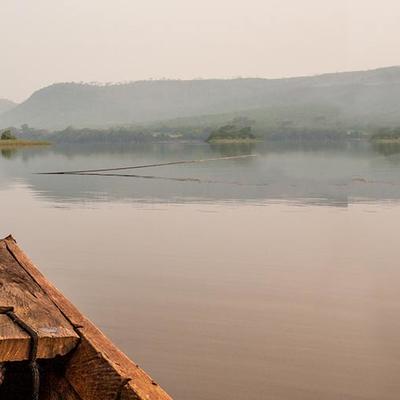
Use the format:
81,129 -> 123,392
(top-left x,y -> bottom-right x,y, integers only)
206,119 -> 260,143
370,128 -> 400,143
370,138 -> 400,144
0,128 -> 51,147
3,118 -> 400,147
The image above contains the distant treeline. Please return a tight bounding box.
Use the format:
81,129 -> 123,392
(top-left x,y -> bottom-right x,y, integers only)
50,126 -> 197,144
207,125 -> 255,142
265,128 -> 364,142
3,120 -> 369,144
371,127 -> 400,141
5,124 -> 212,144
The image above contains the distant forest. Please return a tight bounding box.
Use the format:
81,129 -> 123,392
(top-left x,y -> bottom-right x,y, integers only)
2,118 -> 367,144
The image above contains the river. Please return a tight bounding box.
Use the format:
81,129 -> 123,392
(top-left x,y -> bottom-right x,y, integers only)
1,140 -> 400,399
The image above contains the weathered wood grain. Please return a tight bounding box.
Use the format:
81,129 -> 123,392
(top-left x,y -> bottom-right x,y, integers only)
65,336 -> 127,399
4,235 -> 172,400
0,240 -> 79,361
0,314 -> 30,362
40,369 -> 81,400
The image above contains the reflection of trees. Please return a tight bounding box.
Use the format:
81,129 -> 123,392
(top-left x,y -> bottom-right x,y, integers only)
1,148 -> 17,159
209,139 -> 352,157
371,142 -> 400,157
209,142 -> 256,157
3,140 -> 399,207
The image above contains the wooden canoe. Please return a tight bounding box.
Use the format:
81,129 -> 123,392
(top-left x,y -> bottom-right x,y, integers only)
0,235 -> 172,400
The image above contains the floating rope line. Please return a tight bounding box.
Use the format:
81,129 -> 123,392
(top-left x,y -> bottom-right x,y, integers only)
36,154 -> 256,175
69,171 -> 269,186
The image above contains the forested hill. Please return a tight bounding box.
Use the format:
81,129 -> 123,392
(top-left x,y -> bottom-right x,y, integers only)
1,66 -> 400,130
0,99 -> 17,115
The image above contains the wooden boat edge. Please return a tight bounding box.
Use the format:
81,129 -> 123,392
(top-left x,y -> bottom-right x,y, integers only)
1,235 -> 172,400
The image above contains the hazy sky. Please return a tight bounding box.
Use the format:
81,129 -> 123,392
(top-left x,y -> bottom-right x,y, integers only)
2,0 -> 400,101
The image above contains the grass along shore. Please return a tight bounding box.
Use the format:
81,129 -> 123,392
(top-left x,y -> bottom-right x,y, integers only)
370,138 -> 400,144
0,139 -> 51,147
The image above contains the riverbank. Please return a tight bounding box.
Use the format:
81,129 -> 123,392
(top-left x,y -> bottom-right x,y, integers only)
0,139 -> 51,147
370,138 -> 400,144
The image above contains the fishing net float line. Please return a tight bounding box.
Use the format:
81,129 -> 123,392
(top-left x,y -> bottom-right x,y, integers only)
36,154 -> 257,175
65,171 -> 269,187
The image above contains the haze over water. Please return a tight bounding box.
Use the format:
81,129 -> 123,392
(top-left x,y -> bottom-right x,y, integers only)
1,142 -> 400,399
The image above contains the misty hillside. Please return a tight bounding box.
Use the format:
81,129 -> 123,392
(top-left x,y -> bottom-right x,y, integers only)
0,99 -> 17,115
1,66 -> 400,130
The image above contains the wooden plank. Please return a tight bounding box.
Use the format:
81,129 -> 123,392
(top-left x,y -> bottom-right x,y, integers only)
4,235 -> 173,400
120,385 -> 141,400
0,239 -> 79,361
40,369 -> 81,400
0,314 -> 30,362
65,336 -> 127,399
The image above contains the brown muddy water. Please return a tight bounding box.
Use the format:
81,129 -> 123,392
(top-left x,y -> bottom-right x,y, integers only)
1,141 -> 400,399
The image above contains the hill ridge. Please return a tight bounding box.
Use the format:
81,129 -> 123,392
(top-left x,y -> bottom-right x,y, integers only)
1,66 -> 400,130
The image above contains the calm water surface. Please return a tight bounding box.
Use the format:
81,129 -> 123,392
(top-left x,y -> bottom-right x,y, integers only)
1,141 -> 400,399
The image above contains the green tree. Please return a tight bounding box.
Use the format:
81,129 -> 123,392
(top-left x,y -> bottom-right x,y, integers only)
1,130 -> 16,140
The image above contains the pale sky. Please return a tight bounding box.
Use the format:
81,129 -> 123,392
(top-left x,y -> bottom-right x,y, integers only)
1,0 -> 400,102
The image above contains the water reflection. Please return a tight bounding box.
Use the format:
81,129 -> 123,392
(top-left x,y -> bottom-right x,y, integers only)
0,148 -> 18,159
3,141 -> 400,400
209,142 -> 257,157
371,141 -> 400,158
1,141 -> 400,207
